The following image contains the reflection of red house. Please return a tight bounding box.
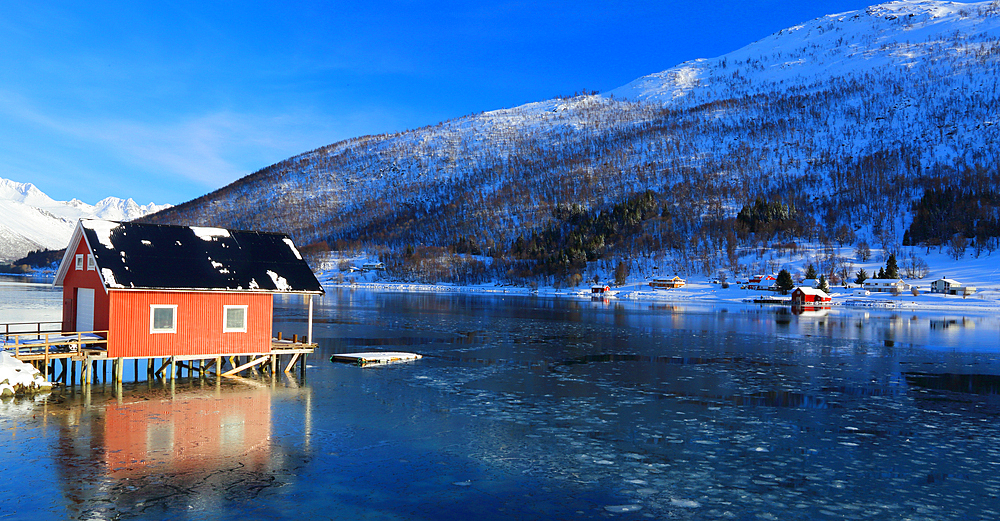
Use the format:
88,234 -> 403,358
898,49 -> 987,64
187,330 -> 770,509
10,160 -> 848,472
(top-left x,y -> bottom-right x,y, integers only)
52,220 -> 324,358
791,287 -> 831,304
103,390 -> 271,477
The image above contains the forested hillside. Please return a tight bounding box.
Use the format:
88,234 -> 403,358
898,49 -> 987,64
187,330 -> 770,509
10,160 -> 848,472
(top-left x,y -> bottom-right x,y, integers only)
141,1 -> 1000,284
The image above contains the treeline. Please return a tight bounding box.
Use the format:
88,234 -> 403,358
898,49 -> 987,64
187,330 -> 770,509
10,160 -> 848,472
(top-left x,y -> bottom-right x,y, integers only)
509,191 -> 660,277
905,182 -> 1000,254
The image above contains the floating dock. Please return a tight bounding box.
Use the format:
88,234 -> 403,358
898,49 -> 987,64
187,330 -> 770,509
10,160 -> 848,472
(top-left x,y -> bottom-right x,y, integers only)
331,352 -> 422,366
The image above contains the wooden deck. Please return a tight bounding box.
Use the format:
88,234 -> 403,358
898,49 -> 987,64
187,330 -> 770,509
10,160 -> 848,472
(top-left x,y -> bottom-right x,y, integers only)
2,322 -> 315,386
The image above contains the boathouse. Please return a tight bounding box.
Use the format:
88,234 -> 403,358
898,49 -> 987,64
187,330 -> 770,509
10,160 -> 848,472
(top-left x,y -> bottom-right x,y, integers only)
591,284 -> 611,294
53,219 -> 324,359
791,287 -> 831,305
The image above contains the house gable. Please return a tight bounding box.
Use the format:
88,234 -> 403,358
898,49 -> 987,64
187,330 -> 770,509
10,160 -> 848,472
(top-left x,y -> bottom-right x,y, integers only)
57,229 -> 111,332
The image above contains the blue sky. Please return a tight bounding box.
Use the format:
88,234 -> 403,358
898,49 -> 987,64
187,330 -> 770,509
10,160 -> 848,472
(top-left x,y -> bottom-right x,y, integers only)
1,1 -> 876,205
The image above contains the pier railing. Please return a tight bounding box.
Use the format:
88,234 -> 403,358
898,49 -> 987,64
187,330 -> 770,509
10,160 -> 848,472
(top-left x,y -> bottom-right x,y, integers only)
1,325 -> 109,358
2,321 -> 62,336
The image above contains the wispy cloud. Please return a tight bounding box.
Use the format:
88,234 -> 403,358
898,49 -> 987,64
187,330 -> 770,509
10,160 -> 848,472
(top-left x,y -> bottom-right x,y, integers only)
0,92 -> 405,195
1,96 -> 312,187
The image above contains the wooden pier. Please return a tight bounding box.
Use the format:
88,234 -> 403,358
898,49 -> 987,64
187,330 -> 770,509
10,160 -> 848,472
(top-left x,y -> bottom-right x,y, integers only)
2,322 -> 314,387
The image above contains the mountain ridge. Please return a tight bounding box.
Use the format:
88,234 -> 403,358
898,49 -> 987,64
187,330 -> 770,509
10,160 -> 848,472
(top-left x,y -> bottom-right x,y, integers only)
0,176 -> 171,262
137,0 -> 1000,282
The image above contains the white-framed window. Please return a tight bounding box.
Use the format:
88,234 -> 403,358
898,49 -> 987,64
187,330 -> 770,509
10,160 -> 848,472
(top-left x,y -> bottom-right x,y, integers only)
223,305 -> 248,333
150,305 -> 177,334
87,254 -> 96,270
75,254 -> 84,270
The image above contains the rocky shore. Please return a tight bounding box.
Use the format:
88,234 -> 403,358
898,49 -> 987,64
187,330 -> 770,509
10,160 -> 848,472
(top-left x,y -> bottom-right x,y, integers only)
0,352 -> 53,397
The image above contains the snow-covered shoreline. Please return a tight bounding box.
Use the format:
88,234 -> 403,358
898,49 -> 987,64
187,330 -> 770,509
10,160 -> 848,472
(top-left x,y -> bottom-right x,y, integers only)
0,352 -> 53,397
318,277 -> 1000,315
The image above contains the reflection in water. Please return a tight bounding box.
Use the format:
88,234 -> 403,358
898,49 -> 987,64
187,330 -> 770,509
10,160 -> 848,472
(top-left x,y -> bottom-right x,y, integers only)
102,389 -> 271,477
905,372 -> 1000,395
29,382 -> 309,520
4,287 -> 1000,520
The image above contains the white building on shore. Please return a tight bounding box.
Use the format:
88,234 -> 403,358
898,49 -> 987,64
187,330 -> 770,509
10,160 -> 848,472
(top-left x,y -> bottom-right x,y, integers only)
863,278 -> 911,294
930,277 -> 976,296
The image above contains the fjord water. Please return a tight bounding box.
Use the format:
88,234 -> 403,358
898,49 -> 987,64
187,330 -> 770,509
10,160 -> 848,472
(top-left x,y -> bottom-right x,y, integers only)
3,281 -> 1000,520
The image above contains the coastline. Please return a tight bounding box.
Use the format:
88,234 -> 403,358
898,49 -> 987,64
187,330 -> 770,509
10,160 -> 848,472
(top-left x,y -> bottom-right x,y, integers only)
318,277 -> 1000,315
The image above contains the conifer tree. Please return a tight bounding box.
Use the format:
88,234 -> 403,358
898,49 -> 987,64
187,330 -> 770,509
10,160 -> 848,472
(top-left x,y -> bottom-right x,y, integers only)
855,268 -> 869,285
614,261 -> 629,286
818,274 -> 830,293
885,254 -> 899,279
776,269 -> 794,294
805,264 -> 818,280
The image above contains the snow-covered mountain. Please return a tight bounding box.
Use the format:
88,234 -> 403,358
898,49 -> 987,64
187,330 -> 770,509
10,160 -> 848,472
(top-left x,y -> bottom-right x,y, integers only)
143,1 -> 1000,280
0,177 -> 171,262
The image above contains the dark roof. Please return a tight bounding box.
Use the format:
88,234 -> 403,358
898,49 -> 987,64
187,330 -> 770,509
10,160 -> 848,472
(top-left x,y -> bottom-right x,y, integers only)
62,220 -> 323,293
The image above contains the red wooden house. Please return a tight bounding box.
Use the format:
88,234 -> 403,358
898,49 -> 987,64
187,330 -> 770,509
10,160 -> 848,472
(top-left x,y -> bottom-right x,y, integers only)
53,219 -> 324,359
791,286 -> 831,305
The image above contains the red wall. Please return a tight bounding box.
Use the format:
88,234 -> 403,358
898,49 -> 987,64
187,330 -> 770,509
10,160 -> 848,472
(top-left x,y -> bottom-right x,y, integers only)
107,291 -> 273,358
61,238 -> 110,333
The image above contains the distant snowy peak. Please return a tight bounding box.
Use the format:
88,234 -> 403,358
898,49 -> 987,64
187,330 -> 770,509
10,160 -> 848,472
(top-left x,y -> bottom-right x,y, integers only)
91,197 -> 172,222
0,175 -> 172,261
610,0 -> 1000,105
0,177 -> 56,207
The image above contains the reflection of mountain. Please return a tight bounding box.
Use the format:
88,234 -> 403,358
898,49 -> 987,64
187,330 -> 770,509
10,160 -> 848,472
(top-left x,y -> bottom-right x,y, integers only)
51,384 -> 311,519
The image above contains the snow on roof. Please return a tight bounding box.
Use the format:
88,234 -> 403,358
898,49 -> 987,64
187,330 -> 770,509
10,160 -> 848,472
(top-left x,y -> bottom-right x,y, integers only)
794,286 -> 831,298
283,237 -> 302,260
55,219 -> 323,294
190,226 -> 231,241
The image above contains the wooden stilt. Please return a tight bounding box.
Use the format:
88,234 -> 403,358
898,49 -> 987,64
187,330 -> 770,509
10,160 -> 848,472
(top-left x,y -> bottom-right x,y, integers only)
43,345 -> 50,382
222,355 -> 270,377
170,356 -> 176,380
307,294 -> 314,346
284,353 -> 300,373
